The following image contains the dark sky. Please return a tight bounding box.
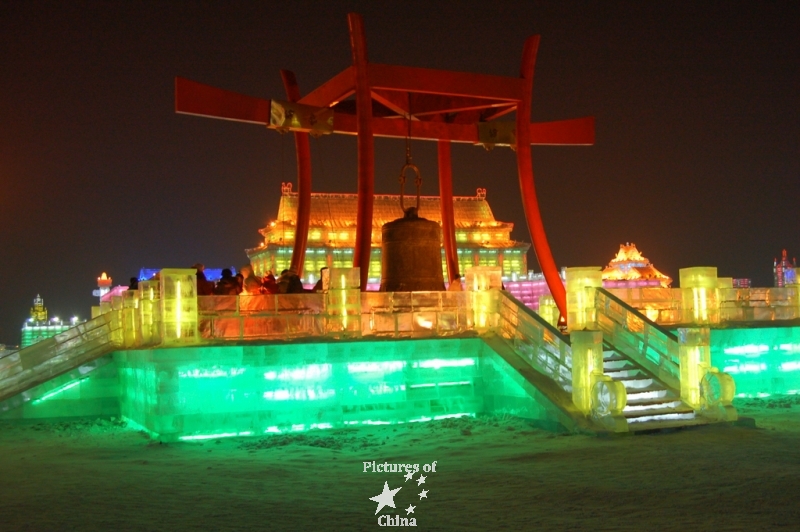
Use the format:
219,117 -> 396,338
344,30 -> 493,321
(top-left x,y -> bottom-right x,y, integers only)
1,1 -> 797,345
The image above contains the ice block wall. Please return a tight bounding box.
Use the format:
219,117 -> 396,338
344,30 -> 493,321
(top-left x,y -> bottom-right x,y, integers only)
711,326 -> 800,397
115,337 -> 568,441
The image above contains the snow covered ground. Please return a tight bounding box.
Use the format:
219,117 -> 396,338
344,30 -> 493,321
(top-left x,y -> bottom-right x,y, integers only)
1,397 -> 799,531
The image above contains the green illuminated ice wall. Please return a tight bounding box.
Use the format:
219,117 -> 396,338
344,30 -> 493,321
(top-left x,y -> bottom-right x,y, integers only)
115,337 -> 566,441
711,326 -> 800,397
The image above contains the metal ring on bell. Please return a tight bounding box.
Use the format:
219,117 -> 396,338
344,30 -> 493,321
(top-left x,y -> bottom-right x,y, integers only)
399,163 -> 422,212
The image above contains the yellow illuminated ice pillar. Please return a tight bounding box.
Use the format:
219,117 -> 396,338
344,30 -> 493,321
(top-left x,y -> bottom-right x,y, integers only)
122,289 -> 141,348
325,267 -> 361,337
789,278 -> 800,320
677,327 -> 711,408
679,267 -> 719,325
139,280 -> 160,346
537,295 -> 558,328
109,295 -> 124,346
465,266 -> 502,332
159,269 -> 198,345
565,267 -> 602,331
570,331 -> 604,414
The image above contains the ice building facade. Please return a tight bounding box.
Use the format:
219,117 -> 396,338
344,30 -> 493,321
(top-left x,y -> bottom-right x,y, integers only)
246,185 -> 530,288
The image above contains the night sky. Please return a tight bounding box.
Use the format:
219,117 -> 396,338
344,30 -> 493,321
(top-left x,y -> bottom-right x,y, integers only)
1,1 -> 797,345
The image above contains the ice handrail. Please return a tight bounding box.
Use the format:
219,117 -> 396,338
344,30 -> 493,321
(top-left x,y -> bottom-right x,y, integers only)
494,290 -> 573,393
595,287 -> 681,391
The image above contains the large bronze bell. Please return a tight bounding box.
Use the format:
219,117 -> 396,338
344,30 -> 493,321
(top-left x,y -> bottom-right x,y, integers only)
380,164 -> 445,292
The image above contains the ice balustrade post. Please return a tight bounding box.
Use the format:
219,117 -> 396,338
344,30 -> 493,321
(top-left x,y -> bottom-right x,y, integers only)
678,326 -> 737,420
465,266 -> 502,332
138,280 -> 161,346
159,269 -> 199,345
325,267 -> 362,338
537,294 -> 558,327
791,280 -> 800,321
677,327 -> 710,408
122,289 -> 141,348
565,267 -> 602,332
110,295 -> 124,346
570,330 -> 604,414
679,267 -> 719,325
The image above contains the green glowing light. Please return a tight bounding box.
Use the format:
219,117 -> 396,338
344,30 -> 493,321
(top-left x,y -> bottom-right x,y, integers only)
781,362 -> 800,372
179,368 -> 246,379
723,363 -> 767,374
433,412 -> 474,420
723,344 -> 769,355
413,358 -> 475,369
32,379 -> 84,404
262,388 -> 336,401
348,361 -> 405,373
179,431 -> 253,441
264,364 -> 331,381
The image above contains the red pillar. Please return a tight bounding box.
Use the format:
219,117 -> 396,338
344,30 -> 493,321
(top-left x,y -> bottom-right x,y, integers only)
280,70 -> 311,278
515,35 -> 567,319
437,140 -> 459,283
348,13 -> 375,290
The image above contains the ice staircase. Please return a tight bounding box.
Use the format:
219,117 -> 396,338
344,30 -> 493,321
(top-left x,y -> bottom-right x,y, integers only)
596,287 -> 736,431
489,289 -> 736,433
601,348 -> 702,431
0,311 -> 122,410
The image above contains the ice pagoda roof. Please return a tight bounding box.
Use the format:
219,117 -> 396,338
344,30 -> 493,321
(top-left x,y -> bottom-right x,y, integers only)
268,187 -> 509,231
602,243 -> 672,287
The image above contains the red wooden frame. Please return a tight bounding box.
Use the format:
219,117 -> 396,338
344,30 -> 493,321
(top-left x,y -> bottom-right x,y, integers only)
174,12 -> 594,320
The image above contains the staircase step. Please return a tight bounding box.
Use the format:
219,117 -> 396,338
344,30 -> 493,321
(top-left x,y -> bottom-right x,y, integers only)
603,368 -> 646,379
624,404 -> 695,421
603,358 -> 633,371
623,399 -> 683,413
625,385 -> 672,400
627,416 -> 711,433
613,377 -> 656,390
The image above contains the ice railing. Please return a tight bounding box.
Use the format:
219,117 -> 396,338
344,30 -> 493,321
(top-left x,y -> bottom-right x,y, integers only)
493,291 -> 573,394
0,311 -> 123,404
595,288 -> 681,391
197,291 -> 472,341
605,286 -> 800,326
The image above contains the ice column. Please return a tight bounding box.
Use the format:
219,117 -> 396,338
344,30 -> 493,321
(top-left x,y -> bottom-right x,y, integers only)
160,269 -> 198,345
565,267 -> 602,331
679,267 -> 719,325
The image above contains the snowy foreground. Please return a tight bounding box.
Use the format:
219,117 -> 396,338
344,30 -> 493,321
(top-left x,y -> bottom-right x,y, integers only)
1,397 -> 799,531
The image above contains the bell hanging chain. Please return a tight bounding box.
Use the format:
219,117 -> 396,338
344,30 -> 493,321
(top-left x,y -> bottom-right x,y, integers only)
399,94 -> 421,213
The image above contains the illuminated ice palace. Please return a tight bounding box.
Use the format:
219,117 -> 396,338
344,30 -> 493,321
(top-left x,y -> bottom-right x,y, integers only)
2,13 -> 798,441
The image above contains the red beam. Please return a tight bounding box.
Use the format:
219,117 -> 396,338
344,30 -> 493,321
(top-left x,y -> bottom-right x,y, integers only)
530,117 -> 595,145
410,94 -> 512,117
349,13 -> 375,291
298,66 -> 355,107
370,89 -> 410,117
175,77 -> 594,146
368,64 -> 524,101
438,141 -> 459,283
515,35 -> 567,320
333,114 -> 595,145
281,70 -> 312,279
175,77 -> 271,124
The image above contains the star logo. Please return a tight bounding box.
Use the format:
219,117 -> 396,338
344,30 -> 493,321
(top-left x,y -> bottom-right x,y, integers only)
404,471 -> 414,482
369,482 -> 402,515
405,504 -> 416,514
418,489 -> 428,500
416,474 -> 426,486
